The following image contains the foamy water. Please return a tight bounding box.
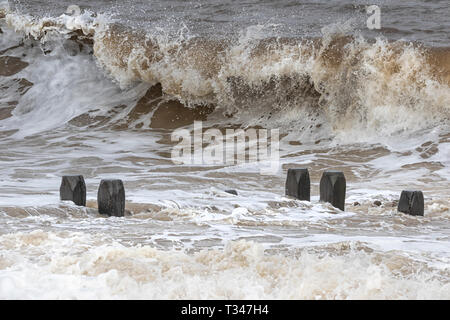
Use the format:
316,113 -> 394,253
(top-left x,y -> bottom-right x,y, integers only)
0,0 -> 449,300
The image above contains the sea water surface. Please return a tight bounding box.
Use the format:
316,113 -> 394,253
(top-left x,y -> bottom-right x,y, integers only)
0,0 -> 449,299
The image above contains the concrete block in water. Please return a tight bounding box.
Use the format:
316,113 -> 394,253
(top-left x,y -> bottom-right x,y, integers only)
397,190 -> 424,216
60,175 -> 86,206
320,171 -> 346,211
285,168 -> 310,201
97,179 -> 125,217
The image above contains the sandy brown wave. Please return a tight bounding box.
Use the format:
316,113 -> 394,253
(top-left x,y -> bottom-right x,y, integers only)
1,10 -> 449,134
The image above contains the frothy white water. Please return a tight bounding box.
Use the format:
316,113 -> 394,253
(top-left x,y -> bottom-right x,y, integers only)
0,3 -> 449,300
0,13 -> 151,137
0,231 -> 449,300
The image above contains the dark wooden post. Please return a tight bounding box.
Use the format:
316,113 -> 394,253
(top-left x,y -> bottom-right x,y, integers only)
320,171 -> 346,211
398,191 -> 424,216
97,179 -> 125,217
60,175 -> 86,206
285,168 -> 310,201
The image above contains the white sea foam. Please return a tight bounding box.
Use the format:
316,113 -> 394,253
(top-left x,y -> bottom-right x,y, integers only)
0,231 -> 448,299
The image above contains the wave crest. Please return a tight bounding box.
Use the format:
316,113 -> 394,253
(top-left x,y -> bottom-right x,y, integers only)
1,7 -> 449,139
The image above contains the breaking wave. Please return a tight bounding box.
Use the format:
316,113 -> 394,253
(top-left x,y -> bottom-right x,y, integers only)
0,4 -> 449,141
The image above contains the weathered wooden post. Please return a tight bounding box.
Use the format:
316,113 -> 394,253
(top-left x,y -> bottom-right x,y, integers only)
285,168 -> 310,201
60,175 -> 86,206
397,190 -> 424,216
97,179 -> 125,217
320,170 -> 346,211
